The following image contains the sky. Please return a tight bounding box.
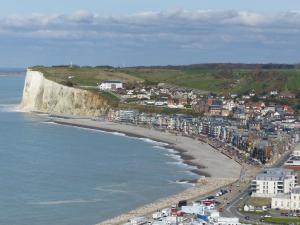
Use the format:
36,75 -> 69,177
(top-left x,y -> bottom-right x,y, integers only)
1,0 -> 300,67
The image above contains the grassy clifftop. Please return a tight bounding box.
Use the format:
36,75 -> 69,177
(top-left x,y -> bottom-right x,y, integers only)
31,65 -> 300,95
31,66 -> 143,87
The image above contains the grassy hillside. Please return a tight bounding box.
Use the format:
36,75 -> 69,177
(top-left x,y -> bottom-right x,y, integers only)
119,67 -> 300,95
31,65 -> 300,95
31,66 -> 143,87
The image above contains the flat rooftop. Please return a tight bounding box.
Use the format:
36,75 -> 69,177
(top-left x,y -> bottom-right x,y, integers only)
255,168 -> 294,181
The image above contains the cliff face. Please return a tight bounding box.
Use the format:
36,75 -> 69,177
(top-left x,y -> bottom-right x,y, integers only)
20,70 -> 110,116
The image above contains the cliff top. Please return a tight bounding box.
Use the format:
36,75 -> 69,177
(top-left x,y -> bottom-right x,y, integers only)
30,65 -> 300,96
30,66 -> 144,88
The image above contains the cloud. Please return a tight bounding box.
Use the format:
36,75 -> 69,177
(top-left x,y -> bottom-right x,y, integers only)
0,9 -> 300,66
0,10 -> 299,44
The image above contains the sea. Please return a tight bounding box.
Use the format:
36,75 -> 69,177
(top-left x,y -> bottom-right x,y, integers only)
0,72 -> 198,225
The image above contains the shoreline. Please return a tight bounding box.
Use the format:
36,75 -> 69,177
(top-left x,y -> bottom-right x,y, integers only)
51,119 -> 211,178
49,117 -> 242,179
40,116 -> 245,225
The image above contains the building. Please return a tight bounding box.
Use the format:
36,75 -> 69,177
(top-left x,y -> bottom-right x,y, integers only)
271,187 -> 300,210
285,155 -> 300,171
99,80 -> 123,90
116,110 -> 138,123
251,168 -> 297,197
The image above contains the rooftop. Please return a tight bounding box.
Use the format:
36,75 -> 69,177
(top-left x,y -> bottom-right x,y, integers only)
255,168 -> 295,181
273,194 -> 290,199
292,187 -> 300,194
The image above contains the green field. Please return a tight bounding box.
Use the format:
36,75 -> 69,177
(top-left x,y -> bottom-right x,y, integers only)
247,197 -> 271,207
264,217 -> 300,224
32,66 -> 143,87
31,65 -> 300,95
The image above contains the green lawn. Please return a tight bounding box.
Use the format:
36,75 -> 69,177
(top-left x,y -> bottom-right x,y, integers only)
119,67 -> 300,95
247,197 -> 271,207
264,217 -> 300,224
31,66 -> 300,95
31,66 -> 143,87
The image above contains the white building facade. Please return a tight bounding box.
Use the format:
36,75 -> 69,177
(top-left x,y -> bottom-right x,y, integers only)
99,81 -> 123,90
271,187 -> 300,210
251,168 -> 297,198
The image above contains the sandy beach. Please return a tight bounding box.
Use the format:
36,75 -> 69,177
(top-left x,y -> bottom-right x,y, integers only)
50,117 -> 242,179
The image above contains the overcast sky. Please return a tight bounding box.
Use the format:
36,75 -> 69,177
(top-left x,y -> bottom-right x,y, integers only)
1,0 -> 300,67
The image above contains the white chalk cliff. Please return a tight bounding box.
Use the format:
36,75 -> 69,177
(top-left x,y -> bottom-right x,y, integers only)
20,70 -> 110,116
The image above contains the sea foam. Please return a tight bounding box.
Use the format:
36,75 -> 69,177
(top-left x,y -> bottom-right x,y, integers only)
30,199 -> 103,205
0,104 -> 20,112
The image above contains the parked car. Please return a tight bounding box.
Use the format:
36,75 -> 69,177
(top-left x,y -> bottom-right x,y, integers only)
178,200 -> 187,208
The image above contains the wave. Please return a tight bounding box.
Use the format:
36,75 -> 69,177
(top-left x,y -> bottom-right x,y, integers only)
0,104 -> 20,112
137,137 -> 168,146
111,132 -> 126,137
30,198 -> 103,205
41,121 -> 56,125
152,142 -> 200,177
175,180 -> 189,184
170,180 -> 194,187
166,161 -> 189,167
152,145 -> 167,150
94,187 -> 129,194
48,121 -> 171,146
179,170 -> 199,176
46,121 -> 128,138
94,182 -> 129,193
73,127 -> 127,138
165,148 -> 177,154
164,153 -> 182,161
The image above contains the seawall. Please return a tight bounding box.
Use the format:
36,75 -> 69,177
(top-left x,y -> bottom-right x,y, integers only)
20,70 -> 110,116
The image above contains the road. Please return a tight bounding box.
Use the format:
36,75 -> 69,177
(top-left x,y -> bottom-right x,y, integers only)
220,151 -> 292,224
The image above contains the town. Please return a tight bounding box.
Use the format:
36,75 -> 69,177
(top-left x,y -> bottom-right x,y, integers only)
93,79 -> 300,225
100,80 -> 299,166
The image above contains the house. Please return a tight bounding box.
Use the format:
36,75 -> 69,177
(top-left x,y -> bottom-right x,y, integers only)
208,99 -> 223,116
99,80 -> 123,90
282,105 -> 295,115
270,90 -> 278,96
279,91 -> 296,99
193,99 -> 209,114
251,168 -> 297,197
271,187 -> 300,210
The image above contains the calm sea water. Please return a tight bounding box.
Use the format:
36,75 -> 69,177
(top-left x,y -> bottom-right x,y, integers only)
0,74 -> 198,225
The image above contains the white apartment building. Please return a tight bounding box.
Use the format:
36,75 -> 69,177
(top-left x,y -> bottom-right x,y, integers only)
99,80 -> 123,90
251,168 -> 297,198
271,187 -> 300,210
